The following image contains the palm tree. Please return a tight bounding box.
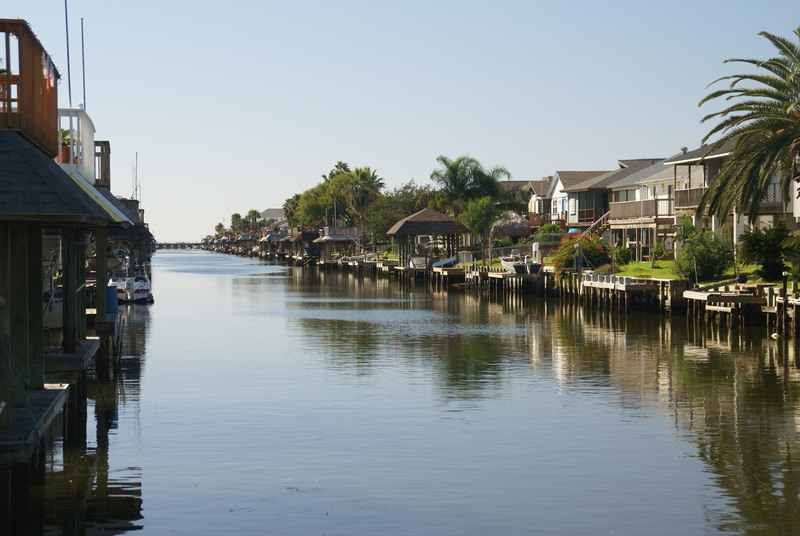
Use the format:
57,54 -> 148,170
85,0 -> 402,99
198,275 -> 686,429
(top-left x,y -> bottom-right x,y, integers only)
430,155 -> 509,217
246,209 -> 261,232
698,26 -> 800,223
346,167 -> 385,230
283,194 -> 301,229
739,222 -> 788,281
458,197 -> 498,266
322,161 -> 351,182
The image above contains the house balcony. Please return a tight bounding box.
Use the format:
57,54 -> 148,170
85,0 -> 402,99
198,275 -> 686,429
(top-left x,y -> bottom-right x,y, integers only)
609,198 -> 674,226
529,213 -> 562,227
674,187 -> 707,209
57,108 -> 97,183
673,183 -> 785,215
0,19 -> 60,157
577,207 -> 604,225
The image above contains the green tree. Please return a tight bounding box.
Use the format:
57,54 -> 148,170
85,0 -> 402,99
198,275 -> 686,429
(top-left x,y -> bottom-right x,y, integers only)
283,194 -> 301,228
430,155 -> 509,217
738,222 -> 788,281
246,209 -> 261,232
322,161 -> 351,182
673,231 -> 734,283
458,197 -> 498,266
365,180 -> 436,239
698,26 -> 800,223
214,222 -> 225,238
294,182 -> 329,226
230,213 -> 243,234
346,167 -> 385,230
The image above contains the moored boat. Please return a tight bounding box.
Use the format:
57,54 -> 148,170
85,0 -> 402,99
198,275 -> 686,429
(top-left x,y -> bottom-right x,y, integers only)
500,255 -> 541,274
109,270 -> 153,303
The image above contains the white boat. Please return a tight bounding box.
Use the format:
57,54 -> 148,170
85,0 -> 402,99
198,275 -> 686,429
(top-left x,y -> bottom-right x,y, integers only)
500,255 -> 541,274
109,271 -> 154,303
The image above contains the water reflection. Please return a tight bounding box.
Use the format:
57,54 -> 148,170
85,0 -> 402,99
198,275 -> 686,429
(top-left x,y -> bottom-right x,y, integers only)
8,251 -> 800,534
286,268 -> 800,533
38,303 -> 151,534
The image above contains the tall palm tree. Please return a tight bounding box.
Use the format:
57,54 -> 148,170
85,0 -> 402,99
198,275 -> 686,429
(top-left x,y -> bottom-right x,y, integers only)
283,194 -> 301,229
322,161 -> 351,182
246,209 -> 261,232
698,26 -> 800,223
430,155 -> 509,217
346,167 -> 385,230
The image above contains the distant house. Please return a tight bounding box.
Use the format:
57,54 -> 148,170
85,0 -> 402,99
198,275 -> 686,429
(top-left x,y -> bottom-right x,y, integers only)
561,159 -> 658,231
547,170 -> 610,229
260,208 -> 285,221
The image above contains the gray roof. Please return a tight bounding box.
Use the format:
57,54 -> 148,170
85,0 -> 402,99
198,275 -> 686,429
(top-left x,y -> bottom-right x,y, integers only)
528,179 -> 552,197
498,180 -> 533,192
0,130 -> 115,225
663,140 -> 735,165
260,208 -> 285,220
562,159 -> 660,193
387,208 -> 469,236
554,170 -> 610,190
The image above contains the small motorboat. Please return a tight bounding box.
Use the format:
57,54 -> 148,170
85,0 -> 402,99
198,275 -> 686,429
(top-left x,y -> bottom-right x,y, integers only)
500,254 -> 541,275
109,271 -> 153,303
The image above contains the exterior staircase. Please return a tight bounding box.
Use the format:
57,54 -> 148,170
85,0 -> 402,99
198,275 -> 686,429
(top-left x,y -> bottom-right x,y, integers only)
582,210 -> 610,236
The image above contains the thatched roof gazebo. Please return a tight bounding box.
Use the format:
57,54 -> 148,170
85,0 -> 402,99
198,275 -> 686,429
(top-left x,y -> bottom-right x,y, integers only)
387,208 -> 469,268
490,211 -> 531,240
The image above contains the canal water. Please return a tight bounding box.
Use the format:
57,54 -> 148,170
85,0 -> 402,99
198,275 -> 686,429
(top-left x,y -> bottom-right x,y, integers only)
37,249 -> 800,534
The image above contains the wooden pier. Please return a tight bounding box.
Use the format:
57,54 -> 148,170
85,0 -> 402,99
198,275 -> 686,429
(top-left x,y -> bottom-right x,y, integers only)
0,385 -> 69,464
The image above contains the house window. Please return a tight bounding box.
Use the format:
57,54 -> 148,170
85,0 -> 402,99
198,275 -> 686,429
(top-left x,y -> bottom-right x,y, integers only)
569,198 -> 576,215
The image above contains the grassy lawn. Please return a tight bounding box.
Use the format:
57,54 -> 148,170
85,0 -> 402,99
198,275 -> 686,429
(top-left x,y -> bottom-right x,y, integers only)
611,260 -> 770,286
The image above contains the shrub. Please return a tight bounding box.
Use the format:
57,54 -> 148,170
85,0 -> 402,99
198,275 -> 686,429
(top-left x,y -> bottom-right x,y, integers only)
593,263 -> 618,275
738,222 -> 788,282
649,242 -> 666,267
546,232 -> 611,273
613,245 -> 632,266
673,231 -> 734,283
537,223 -> 561,234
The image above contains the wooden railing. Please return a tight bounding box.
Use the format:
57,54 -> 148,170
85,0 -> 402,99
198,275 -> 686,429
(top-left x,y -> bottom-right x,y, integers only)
609,199 -> 673,220
583,210 -> 610,236
578,207 -> 600,223
674,187 -> 707,209
0,19 -> 60,157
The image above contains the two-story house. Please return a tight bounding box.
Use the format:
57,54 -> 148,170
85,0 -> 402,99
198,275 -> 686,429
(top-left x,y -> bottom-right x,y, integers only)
664,143 -> 799,247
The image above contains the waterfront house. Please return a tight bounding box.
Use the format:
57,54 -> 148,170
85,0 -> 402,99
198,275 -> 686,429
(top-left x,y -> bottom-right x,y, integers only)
0,19 -> 129,448
561,159 -> 657,233
664,143 -> 800,246
546,170 -> 610,230
525,178 -> 553,229
606,157 -> 694,261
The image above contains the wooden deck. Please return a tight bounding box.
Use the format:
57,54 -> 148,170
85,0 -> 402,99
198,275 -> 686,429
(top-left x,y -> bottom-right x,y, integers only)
0,384 -> 69,463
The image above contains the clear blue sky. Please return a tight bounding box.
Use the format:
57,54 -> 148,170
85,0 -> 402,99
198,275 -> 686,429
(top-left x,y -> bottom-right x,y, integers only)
13,1 -> 800,241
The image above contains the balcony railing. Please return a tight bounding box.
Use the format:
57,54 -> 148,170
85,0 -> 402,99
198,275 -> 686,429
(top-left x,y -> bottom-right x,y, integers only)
578,207 -> 601,223
0,19 -> 60,157
674,187 -> 707,209
609,198 -> 673,220
673,183 -> 783,211
57,108 -> 96,182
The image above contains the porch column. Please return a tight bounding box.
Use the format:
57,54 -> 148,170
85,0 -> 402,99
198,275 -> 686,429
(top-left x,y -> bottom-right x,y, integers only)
27,222 -> 43,390
8,222 -> 30,406
0,222 -> 11,426
711,215 -> 722,234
